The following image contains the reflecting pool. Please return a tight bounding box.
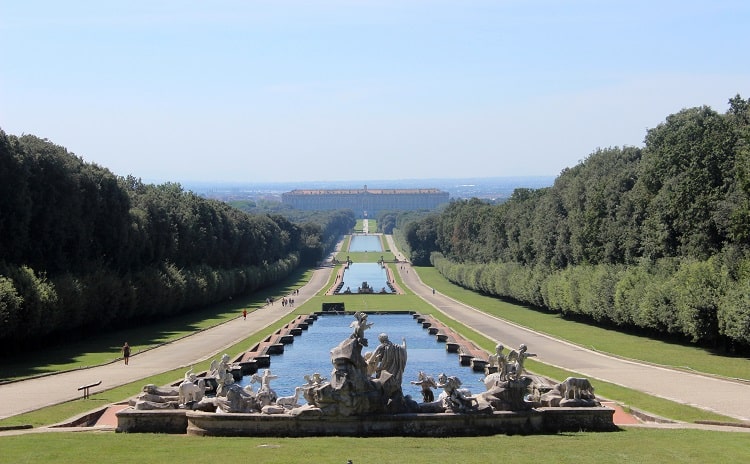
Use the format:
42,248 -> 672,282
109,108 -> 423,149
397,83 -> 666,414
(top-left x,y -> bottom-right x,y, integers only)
349,234 -> 383,252
238,313 -> 481,402
337,262 -> 392,294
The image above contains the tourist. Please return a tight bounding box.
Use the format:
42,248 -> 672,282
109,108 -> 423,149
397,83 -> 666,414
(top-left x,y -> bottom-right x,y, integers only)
122,342 -> 131,365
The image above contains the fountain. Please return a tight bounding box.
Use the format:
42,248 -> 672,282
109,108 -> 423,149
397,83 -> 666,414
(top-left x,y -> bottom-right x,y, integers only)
116,312 -> 615,436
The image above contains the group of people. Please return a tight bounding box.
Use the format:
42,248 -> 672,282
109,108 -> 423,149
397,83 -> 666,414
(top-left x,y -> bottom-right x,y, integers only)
265,289 -> 301,308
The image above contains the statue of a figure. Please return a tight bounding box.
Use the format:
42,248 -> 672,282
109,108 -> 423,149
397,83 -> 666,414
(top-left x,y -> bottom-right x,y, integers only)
260,369 -> 278,392
306,372 -> 326,385
209,354 -> 232,382
250,369 -> 279,406
179,377 -> 206,405
487,344 -> 509,380
216,383 -> 258,413
174,368 -> 205,405
368,333 -> 407,395
506,344 -> 536,380
437,375 -> 476,412
216,371 -> 235,397
350,311 -> 374,346
410,371 -> 437,403
184,367 -> 197,383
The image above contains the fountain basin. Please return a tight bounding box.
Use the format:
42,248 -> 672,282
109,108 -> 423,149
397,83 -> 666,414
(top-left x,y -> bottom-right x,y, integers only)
116,407 -> 615,436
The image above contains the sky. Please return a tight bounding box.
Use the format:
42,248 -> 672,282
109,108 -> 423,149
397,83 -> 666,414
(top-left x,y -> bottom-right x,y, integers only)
1,1 -> 749,184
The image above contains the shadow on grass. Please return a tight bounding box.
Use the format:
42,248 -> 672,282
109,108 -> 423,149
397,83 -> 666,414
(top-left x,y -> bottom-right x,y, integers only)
0,269 -> 310,382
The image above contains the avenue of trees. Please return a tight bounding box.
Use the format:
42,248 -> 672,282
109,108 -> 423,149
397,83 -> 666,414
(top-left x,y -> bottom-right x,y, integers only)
0,132 -> 355,351
376,209 -> 439,235
228,200 -> 357,262
404,95 -> 750,352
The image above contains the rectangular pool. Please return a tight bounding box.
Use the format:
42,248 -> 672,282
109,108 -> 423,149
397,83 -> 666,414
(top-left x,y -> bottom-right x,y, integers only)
337,262 -> 392,294
239,313 -> 482,402
348,234 -> 383,252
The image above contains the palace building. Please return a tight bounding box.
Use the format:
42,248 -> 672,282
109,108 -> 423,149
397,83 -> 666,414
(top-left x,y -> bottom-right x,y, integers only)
281,185 -> 449,218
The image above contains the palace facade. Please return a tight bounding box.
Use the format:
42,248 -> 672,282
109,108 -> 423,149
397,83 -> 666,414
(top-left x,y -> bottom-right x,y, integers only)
281,185 -> 449,218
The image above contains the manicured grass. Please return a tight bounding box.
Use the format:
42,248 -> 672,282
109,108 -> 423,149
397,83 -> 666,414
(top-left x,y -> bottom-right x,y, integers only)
415,267 -> 750,382
1,429 -> 749,464
336,251 -> 396,262
354,218 -> 376,232
340,235 -> 352,250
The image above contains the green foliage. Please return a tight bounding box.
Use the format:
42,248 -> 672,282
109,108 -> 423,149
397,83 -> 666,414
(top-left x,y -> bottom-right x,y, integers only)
0,276 -> 23,341
404,95 -> 750,351
0,130 -> 317,351
403,214 -> 440,265
670,258 -> 723,343
717,250 -> 750,347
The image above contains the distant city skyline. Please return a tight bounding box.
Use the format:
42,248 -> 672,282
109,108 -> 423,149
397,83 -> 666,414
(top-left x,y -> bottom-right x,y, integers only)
2,1 -> 748,183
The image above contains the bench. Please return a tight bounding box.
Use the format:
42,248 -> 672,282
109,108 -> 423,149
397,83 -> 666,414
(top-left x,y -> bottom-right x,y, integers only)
77,380 -> 102,399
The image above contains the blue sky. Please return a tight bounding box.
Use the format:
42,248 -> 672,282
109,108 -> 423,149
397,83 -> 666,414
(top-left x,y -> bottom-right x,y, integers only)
1,1 -> 748,183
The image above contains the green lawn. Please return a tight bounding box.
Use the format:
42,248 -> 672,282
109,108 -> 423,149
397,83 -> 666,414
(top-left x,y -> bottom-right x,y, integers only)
1,428 -> 749,464
354,218 -> 377,233
338,251 -> 396,262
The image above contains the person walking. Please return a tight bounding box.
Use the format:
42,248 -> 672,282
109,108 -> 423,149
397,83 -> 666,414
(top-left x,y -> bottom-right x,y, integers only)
243,309 -> 247,320
122,342 -> 131,365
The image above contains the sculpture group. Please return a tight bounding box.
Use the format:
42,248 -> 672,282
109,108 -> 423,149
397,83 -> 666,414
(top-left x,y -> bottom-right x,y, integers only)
129,312 -> 599,416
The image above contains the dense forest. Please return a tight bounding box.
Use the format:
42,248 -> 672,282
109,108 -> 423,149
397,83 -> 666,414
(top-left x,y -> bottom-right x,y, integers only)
0,132 -> 355,352
404,95 -> 750,352
228,200 -> 358,257
376,209 -> 440,235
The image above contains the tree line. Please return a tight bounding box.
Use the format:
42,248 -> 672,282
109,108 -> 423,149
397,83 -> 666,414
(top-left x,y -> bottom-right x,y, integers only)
404,95 -> 750,352
0,132 -> 355,352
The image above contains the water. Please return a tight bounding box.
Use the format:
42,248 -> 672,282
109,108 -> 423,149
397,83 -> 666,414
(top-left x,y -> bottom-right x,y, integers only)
349,234 -> 383,252
337,262 -> 392,294
238,313 -> 482,402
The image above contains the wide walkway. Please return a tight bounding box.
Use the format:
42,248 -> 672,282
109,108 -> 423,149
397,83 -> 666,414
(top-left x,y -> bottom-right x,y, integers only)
0,264 -> 333,421
384,235 -> 750,423
2,234 -> 750,428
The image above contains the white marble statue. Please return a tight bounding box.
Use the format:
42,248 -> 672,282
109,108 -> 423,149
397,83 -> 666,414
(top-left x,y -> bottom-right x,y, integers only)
179,377 -> 206,405
486,343 -> 509,380
410,371 -> 437,403
367,333 -> 407,385
250,369 -> 279,406
436,375 -> 476,412
350,311 -> 374,346
275,386 -> 304,409
506,344 -> 536,380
